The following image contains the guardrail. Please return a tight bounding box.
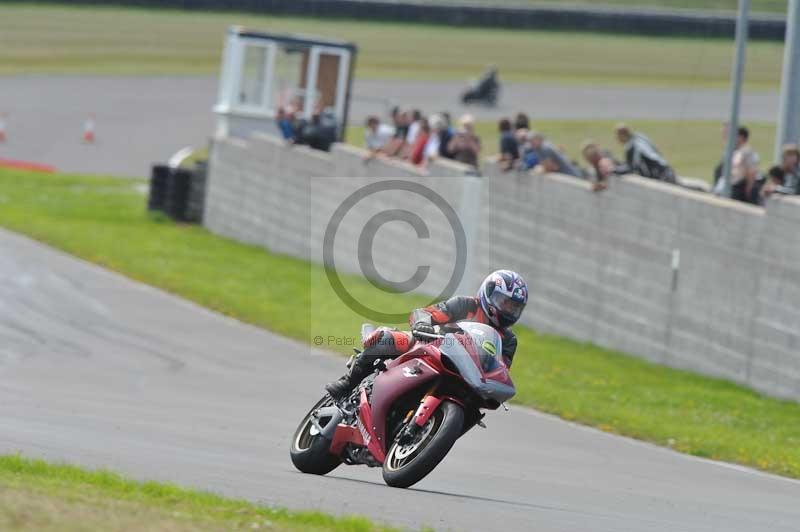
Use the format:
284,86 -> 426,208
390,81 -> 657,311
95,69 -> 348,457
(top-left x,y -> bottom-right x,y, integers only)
24,0 -> 787,40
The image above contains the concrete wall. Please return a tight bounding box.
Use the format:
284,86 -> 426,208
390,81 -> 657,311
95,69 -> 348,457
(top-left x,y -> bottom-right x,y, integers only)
205,134 -> 800,401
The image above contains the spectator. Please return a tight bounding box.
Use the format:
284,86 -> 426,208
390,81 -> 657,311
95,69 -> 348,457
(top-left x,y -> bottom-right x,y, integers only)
581,140 -> 625,190
528,132 -> 582,177
383,108 -> 409,157
615,123 -> 676,183
514,112 -> 530,132
424,114 -> 447,162
406,109 -> 423,145
276,107 -> 295,141
447,114 -> 481,168
436,113 -> 454,159
498,118 -> 519,171
779,143 -> 800,194
713,126 -> 759,196
761,165 -> 786,203
364,115 -> 394,156
409,118 -> 430,166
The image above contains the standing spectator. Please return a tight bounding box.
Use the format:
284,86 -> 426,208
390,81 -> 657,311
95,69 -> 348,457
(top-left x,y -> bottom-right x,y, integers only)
276,107 -> 295,141
383,108 -> 409,157
529,132 -> 582,178
714,126 -> 760,197
498,118 -> 519,171
447,114 -> 481,168
406,109 -> 423,145
615,123 -> 676,183
713,126 -> 759,194
581,140 -> 625,190
779,143 -> 800,194
761,165 -> 786,203
436,113 -> 454,159
409,118 -> 430,166
514,112 -> 530,132
424,114 -> 447,162
364,115 -> 394,157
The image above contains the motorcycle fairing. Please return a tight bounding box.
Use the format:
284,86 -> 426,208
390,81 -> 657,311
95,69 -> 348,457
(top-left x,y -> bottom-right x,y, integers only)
367,356 -> 440,454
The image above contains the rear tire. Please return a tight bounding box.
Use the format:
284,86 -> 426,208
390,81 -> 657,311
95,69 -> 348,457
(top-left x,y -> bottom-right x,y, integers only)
382,400 -> 464,488
289,396 -> 342,475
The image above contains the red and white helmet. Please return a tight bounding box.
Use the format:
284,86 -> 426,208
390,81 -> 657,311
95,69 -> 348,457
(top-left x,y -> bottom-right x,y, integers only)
478,270 -> 528,328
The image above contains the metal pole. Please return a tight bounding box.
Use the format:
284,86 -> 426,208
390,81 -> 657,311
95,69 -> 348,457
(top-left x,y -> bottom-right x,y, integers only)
719,0 -> 750,197
776,0 -> 800,161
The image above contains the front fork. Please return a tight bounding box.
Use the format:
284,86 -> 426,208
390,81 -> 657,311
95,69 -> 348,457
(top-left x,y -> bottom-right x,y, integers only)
397,383 -> 461,444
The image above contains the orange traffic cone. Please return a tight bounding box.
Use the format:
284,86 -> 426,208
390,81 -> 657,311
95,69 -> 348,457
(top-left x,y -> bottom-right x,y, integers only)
0,114 -> 7,143
83,114 -> 96,144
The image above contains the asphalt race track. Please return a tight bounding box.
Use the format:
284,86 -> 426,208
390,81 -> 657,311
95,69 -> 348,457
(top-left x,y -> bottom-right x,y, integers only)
1,228 -> 799,532
0,76 -> 780,177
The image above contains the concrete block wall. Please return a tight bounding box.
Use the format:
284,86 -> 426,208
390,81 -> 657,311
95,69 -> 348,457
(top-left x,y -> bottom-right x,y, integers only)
205,134 -> 800,401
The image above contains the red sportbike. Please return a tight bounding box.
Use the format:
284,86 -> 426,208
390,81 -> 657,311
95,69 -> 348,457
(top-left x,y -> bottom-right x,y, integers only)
290,321 -> 515,488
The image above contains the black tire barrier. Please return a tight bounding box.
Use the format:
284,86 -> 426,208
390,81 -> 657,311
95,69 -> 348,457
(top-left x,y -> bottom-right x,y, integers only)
148,163 -> 206,223
20,0 -> 787,41
147,164 -> 170,212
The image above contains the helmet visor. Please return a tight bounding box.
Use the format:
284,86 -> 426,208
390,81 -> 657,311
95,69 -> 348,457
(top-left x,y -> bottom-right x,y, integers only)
489,290 -> 525,322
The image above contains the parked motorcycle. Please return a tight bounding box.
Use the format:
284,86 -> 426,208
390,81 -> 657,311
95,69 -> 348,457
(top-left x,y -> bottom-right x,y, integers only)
290,321 -> 515,488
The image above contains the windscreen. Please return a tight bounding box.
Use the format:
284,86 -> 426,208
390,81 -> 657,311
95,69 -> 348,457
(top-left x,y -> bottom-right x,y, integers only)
457,321 -> 503,372
439,321 -> 514,403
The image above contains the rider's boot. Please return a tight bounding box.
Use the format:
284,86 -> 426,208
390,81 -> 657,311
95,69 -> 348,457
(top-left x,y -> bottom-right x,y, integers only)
325,352 -> 374,400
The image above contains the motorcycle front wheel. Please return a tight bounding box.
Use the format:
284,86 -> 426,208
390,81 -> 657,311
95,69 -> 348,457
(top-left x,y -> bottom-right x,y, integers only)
289,395 -> 342,475
382,400 -> 464,488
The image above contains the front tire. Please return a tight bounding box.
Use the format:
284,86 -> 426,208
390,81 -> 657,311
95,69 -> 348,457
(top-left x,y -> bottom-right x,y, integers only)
289,395 -> 342,475
382,400 -> 464,488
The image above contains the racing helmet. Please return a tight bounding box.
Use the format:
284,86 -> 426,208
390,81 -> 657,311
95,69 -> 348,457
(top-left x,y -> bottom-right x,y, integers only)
478,270 -> 528,328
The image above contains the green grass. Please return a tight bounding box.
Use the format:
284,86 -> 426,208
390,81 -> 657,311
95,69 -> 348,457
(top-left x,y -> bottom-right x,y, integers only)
1,168 -> 799,479
349,119 -> 777,181
0,454 -> 398,531
0,3 -> 785,88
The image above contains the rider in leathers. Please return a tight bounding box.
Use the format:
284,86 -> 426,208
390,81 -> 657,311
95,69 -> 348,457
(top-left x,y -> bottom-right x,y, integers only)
326,270 -> 528,400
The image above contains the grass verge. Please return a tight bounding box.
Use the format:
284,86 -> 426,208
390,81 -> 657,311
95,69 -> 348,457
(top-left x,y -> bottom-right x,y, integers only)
0,168 -> 799,479
0,3 -> 785,88
0,454 -> 397,531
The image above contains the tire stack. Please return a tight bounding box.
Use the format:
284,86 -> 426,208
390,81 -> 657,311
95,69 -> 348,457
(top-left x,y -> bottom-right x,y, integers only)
147,162 -> 206,223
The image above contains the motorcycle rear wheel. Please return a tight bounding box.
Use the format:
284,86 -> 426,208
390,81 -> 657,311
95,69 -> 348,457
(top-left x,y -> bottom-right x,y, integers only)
382,400 -> 464,488
289,395 -> 342,475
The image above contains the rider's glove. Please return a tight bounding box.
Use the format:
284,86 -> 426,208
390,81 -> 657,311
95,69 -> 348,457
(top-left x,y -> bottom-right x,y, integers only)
412,322 -> 436,338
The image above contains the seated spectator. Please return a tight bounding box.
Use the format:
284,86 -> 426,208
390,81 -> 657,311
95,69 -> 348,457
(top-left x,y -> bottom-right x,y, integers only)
364,115 -> 394,158
581,140 -> 625,190
276,108 -> 295,141
615,123 -> 676,183
528,132 -> 582,178
447,114 -> 481,168
409,118 -> 430,166
498,118 -> 519,171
